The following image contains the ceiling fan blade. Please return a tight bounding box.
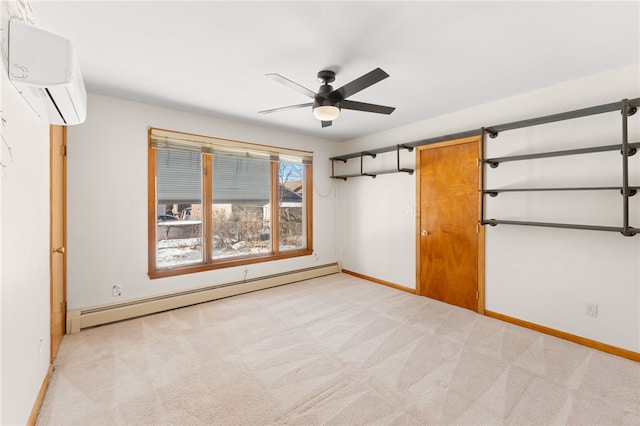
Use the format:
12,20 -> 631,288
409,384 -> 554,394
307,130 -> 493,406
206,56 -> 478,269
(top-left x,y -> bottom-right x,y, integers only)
258,102 -> 313,114
321,121 -> 332,128
341,100 -> 395,115
330,68 -> 389,100
266,73 -> 317,99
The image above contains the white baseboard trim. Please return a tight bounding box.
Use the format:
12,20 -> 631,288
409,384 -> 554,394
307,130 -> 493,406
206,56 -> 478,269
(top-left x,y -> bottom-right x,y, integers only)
68,262 -> 341,333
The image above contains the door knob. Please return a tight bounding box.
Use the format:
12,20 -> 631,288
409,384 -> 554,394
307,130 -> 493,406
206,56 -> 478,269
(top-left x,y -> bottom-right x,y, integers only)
53,246 -> 65,254
421,230 -> 429,237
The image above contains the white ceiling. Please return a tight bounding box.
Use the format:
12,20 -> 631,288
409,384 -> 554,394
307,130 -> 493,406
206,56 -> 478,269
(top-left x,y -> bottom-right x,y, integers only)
32,1 -> 639,142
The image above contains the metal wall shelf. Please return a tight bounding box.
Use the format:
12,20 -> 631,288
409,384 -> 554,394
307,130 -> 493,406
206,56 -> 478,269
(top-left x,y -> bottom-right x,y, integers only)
329,129 -> 482,163
485,142 -> 640,168
331,144 -> 414,180
329,99 -> 639,168
481,98 -> 639,237
482,219 -> 639,235
483,186 -> 639,197
329,96 -> 639,236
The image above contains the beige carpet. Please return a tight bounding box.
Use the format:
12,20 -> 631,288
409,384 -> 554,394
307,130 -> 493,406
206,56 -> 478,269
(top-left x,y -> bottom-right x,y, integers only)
37,273 -> 640,425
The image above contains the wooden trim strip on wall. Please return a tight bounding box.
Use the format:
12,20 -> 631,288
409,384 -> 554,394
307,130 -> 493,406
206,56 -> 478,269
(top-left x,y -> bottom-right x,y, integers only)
305,163 -> 313,251
342,269 -> 415,294
147,129 -> 157,277
342,268 -> 636,361
485,310 -> 640,362
27,365 -> 53,426
476,134 -> 486,315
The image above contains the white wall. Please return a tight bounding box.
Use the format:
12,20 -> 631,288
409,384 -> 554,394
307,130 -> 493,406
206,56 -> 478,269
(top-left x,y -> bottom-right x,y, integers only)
0,1 -> 52,423
336,64 -> 640,352
66,94 -> 338,310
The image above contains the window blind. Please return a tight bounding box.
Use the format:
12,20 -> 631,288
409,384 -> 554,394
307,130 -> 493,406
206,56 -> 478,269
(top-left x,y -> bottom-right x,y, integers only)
149,127 -> 313,164
212,156 -> 270,204
156,149 -> 202,204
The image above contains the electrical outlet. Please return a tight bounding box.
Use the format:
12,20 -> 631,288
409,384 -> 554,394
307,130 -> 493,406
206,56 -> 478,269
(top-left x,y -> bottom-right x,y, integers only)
112,285 -> 122,297
585,303 -> 598,318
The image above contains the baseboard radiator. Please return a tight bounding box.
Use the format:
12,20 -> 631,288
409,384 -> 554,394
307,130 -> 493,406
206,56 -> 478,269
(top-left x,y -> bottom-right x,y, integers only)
68,262 -> 341,333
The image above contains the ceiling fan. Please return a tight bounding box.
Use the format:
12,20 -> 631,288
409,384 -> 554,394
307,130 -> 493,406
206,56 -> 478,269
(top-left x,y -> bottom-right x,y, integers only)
259,68 -> 395,128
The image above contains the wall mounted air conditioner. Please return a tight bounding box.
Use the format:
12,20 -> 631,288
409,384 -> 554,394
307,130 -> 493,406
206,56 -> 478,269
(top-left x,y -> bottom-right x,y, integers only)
8,20 -> 87,125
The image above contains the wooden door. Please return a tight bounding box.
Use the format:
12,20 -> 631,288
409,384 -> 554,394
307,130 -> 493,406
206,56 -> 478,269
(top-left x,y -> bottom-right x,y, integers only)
50,125 -> 66,361
417,137 -> 483,312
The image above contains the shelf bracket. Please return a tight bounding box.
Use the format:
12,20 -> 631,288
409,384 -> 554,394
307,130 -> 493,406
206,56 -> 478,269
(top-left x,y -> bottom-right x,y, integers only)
331,157 -> 351,180
622,106 -> 637,117
485,128 -> 499,139
621,98 -> 633,236
360,154 -> 376,178
619,148 -> 637,157
479,128 -> 488,226
396,144 -> 414,175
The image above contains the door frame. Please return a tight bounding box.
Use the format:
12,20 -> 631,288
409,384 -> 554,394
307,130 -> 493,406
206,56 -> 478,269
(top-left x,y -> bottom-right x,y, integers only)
50,125 -> 67,361
415,135 -> 485,314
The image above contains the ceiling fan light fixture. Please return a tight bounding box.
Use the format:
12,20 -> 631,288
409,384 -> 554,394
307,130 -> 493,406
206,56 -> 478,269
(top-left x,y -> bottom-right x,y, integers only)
313,105 -> 340,121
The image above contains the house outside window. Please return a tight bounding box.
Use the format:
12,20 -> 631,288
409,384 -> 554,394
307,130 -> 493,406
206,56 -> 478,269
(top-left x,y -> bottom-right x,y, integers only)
148,128 -> 313,278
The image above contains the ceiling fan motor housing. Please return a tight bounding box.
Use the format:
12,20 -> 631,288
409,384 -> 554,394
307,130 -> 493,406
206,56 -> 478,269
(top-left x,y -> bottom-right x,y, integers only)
314,83 -> 340,109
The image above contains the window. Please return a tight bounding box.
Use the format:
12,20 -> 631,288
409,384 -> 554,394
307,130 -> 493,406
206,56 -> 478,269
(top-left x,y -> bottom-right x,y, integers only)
148,128 -> 313,278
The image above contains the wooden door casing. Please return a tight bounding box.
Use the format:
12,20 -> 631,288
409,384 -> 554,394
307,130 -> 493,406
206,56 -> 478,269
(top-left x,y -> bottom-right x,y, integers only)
50,125 -> 66,361
417,137 -> 483,312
